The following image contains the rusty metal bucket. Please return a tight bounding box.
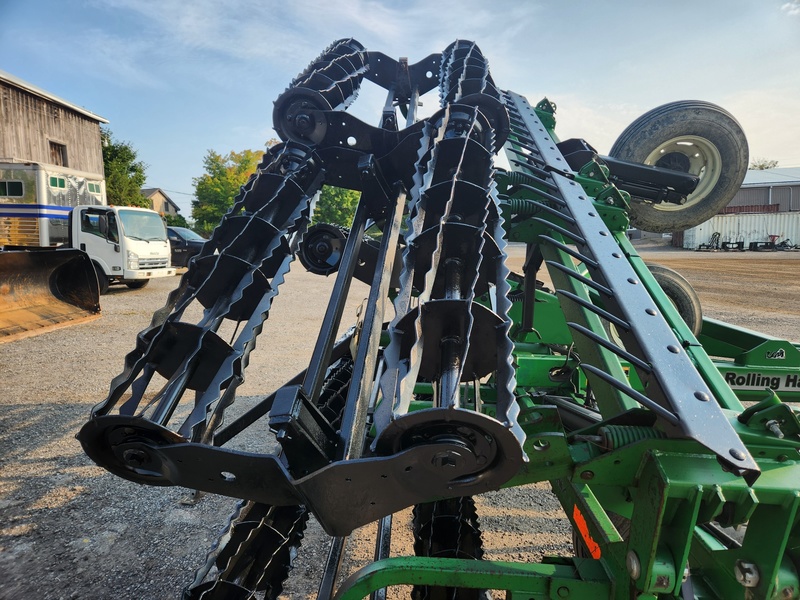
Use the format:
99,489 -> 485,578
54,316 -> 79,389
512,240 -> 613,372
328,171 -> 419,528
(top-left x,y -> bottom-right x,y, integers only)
0,247 -> 101,343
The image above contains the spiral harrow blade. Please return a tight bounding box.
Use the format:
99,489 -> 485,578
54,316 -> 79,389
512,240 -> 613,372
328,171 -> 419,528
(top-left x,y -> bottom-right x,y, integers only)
184,502 -> 309,600
79,141 -> 324,471
273,38 -> 368,144
78,38 -> 534,598
412,497 -> 491,600
439,40 -> 509,150
373,45 -> 525,499
68,28 -> 800,600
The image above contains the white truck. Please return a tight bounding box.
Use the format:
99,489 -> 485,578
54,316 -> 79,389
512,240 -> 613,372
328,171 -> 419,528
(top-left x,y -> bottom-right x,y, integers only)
0,161 -> 175,294
71,204 -> 175,293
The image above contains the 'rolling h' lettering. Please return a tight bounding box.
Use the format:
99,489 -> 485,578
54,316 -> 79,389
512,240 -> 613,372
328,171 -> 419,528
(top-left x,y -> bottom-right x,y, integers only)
724,372 -> 782,389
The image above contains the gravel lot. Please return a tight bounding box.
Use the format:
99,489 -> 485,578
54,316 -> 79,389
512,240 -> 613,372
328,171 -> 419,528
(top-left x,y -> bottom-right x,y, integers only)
1,243 -> 799,599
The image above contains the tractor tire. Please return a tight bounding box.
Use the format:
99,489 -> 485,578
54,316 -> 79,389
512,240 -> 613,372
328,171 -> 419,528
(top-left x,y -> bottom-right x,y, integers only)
609,100 -> 748,233
125,280 -> 149,290
93,263 -> 110,295
646,263 -> 703,336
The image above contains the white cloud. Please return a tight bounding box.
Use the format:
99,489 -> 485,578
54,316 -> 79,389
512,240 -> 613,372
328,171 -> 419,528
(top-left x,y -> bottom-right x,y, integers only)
538,95 -> 644,155
73,0 -> 547,98
13,0 -> 797,201
87,0 -> 541,68
720,88 -> 800,167
85,30 -> 165,88
782,1 -> 800,16
6,24 -> 161,89
90,0 -> 316,64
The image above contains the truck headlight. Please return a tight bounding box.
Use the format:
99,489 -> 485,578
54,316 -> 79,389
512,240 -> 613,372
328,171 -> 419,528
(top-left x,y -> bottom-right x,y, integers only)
127,250 -> 139,270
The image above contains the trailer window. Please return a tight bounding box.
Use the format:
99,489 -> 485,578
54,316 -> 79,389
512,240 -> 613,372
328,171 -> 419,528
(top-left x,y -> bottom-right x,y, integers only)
49,177 -> 66,189
0,181 -> 24,197
88,183 -> 101,194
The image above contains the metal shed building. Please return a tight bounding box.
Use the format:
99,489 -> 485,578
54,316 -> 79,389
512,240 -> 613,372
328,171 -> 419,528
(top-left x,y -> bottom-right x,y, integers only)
678,167 -> 800,249
726,167 -> 800,213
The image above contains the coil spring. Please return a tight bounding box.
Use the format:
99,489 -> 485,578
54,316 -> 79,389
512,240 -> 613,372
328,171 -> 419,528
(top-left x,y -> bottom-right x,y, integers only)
502,196 -> 541,217
504,170 -> 547,189
598,425 -> 667,450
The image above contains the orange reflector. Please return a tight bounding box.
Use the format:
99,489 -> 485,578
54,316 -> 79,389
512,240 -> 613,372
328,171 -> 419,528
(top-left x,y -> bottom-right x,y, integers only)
573,504 -> 602,559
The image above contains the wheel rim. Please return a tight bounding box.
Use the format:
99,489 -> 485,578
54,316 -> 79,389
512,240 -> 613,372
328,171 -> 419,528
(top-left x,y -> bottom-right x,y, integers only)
642,135 -> 722,212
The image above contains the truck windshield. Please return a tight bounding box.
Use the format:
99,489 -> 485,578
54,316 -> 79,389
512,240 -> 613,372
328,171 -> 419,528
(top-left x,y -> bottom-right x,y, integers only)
117,209 -> 168,242
172,227 -> 205,241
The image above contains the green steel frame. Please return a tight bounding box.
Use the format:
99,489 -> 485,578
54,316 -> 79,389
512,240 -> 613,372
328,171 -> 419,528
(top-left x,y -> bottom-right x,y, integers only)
334,98 -> 800,600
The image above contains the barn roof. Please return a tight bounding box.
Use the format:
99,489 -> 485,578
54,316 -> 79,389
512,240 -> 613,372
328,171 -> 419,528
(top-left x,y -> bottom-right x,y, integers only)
0,69 -> 109,124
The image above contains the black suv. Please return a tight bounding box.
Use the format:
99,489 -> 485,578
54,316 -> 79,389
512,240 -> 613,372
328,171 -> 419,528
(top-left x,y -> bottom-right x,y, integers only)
167,226 -> 205,268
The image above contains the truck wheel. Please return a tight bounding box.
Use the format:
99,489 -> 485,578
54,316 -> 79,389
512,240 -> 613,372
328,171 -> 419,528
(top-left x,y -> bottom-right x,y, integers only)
93,263 -> 110,295
609,101 -> 748,233
646,263 -> 702,336
126,280 -> 149,289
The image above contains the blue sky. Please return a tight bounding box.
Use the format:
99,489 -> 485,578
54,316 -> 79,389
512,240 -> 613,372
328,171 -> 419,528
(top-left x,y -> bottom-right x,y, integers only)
2,0 -> 799,216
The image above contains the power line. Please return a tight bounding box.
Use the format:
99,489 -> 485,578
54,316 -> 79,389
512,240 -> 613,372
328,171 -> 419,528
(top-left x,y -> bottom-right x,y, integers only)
161,188 -> 194,196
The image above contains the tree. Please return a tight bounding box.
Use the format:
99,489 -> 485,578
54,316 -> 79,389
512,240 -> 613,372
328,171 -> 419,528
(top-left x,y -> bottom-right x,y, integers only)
164,213 -> 189,228
190,142 -> 360,235
192,148 -> 264,234
101,127 -> 149,207
750,158 -> 779,170
313,185 -> 360,227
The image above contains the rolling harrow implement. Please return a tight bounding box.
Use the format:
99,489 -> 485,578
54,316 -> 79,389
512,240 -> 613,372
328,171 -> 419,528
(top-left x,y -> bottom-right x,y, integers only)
79,39 -> 800,599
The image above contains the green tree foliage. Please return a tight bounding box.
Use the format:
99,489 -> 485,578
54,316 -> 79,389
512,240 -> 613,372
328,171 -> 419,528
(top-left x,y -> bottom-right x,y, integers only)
190,143 -> 359,234
164,213 -> 189,228
101,127 -> 149,207
750,158 -> 779,170
313,185 -> 360,227
192,149 -> 264,234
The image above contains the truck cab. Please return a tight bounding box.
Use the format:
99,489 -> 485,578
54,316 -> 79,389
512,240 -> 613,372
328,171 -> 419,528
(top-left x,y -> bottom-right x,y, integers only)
73,205 -> 175,293
167,226 -> 205,268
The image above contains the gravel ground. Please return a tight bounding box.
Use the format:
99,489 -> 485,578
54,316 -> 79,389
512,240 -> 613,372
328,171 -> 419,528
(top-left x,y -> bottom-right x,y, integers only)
1,243 -> 799,599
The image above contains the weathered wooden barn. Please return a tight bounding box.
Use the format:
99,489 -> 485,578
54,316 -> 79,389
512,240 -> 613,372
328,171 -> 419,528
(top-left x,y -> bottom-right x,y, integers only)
0,69 -> 108,174
1,70 -> 110,244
